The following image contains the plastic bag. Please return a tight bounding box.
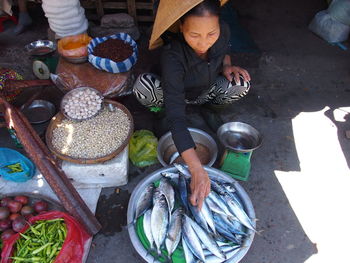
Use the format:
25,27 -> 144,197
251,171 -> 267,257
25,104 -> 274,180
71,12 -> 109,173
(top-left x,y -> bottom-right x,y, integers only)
328,0 -> 350,26
309,10 -> 350,43
129,130 -> 159,167
53,57 -> 132,97
0,211 -> 90,263
58,33 -> 92,57
0,148 -> 35,182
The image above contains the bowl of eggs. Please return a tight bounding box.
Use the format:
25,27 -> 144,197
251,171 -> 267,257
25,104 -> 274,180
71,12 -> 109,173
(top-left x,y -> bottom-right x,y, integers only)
60,87 -> 103,121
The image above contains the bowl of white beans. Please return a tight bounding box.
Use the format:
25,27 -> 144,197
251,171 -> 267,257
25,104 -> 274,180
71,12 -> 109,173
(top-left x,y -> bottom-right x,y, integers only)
61,87 -> 104,121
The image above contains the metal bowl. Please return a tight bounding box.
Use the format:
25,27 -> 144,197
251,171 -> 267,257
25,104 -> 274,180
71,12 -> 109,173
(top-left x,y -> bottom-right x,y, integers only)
25,40 -> 57,56
217,122 -> 262,153
20,100 -> 56,124
60,87 -> 104,121
127,165 -> 256,263
157,128 -> 218,167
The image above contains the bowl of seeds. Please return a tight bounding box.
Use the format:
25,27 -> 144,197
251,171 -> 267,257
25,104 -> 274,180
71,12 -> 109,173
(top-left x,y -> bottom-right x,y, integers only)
46,99 -> 133,164
61,87 -> 103,121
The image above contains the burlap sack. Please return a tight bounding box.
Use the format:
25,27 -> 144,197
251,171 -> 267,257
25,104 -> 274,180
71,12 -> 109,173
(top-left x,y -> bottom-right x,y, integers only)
149,0 -> 229,50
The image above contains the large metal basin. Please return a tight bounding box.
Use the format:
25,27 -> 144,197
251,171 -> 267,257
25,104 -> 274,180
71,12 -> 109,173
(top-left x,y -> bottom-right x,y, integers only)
157,128 -> 218,167
127,166 -> 256,263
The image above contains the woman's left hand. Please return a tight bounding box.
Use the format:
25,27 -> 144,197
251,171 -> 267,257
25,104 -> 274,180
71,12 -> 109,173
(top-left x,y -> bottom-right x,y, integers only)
223,65 -> 251,84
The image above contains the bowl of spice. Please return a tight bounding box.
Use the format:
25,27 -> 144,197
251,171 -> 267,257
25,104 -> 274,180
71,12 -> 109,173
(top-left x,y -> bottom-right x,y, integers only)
87,33 -> 138,73
58,33 -> 92,64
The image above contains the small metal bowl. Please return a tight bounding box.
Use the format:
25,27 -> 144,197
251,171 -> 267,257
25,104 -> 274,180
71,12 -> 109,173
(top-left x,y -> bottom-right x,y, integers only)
157,128 -> 218,167
60,87 -> 104,121
25,40 -> 57,56
217,122 -> 262,153
20,100 -> 56,124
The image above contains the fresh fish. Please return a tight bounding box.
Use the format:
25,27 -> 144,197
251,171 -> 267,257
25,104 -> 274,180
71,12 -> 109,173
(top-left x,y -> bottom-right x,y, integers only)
178,172 -> 190,213
151,193 -> 169,256
135,184 -> 154,220
203,244 -> 240,256
222,193 -> 256,232
216,213 -> 247,236
213,213 -> 241,244
143,209 -> 154,250
182,215 -> 205,262
159,177 -> 175,213
221,182 -> 236,193
210,180 -> 228,196
174,163 -> 191,178
206,197 -> 236,221
208,191 -> 236,219
182,237 -> 196,263
201,200 -> 216,234
186,216 -> 225,260
161,172 -> 180,180
200,246 -> 240,263
189,203 -> 209,232
165,207 -> 183,259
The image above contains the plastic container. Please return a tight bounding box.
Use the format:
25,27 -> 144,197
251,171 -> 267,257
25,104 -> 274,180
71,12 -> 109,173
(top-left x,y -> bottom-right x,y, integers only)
87,33 -> 138,73
127,165 -> 256,263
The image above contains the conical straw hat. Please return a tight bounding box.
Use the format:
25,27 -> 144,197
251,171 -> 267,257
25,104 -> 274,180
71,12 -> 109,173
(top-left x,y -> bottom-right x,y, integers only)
149,0 -> 229,50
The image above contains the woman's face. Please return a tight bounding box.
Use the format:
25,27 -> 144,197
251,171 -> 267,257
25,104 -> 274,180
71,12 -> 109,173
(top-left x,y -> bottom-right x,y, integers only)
180,13 -> 220,56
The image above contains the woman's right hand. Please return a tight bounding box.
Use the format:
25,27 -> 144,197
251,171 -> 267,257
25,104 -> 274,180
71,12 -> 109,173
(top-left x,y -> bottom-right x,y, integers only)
189,166 -> 211,210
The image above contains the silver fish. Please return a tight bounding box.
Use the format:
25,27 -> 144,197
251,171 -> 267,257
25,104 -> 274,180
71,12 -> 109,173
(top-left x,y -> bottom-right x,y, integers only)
161,172 -> 180,180
174,163 -> 191,178
159,177 -> 175,213
187,216 -> 225,260
178,172 -> 190,213
200,246 -> 240,263
182,215 -> 205,262
203,244 -> 240,256
151,193 -> 169,256
201,200 -> 216,235
135,184 -> 154,220
208,191 -> 236,219
182,237 -> 196,263
205,197 -> 236,221
189,203 -> 209,232
222,193 -> 256,232
143,209 -> 154,250
165,207 -> 183,259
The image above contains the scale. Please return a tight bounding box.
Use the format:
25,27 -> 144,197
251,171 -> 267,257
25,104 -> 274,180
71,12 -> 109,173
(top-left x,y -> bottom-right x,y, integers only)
25,40 -> 59,79
217,122 -> 262,181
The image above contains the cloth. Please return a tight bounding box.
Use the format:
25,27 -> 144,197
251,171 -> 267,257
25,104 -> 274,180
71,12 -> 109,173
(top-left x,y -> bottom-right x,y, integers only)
149,0 -> 229,50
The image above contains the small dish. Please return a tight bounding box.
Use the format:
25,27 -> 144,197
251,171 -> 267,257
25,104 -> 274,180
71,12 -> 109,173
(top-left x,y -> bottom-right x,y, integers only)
20,100 -> 56,124
25,40 -> 57,56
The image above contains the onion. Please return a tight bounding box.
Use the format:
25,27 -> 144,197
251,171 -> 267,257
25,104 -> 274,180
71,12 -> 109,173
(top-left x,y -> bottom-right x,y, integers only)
14,196 -> 29,205
33,201 -> 48,213
0,218 -> 11,231
1,229 -> 15,241
1,197 -> 12,207
0,207 -> 10,220
8,200 -> 22,213
21,205 -> 34,216
9,213 -> 21,221
12,216 -> 27,232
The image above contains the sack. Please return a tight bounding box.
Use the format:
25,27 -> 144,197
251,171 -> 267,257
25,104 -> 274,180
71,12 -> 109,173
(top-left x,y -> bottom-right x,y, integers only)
0,211 -> 90,263
0,148 -> 35,182
129,130 -> 159,167
328,0 -> 350,26
309,10 -> 350,43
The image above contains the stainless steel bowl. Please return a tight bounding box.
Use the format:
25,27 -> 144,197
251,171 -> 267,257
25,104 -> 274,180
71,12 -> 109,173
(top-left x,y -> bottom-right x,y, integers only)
60,87 -> 104,121
20,100 -> 56,124
217,122 -> 262,153
25,40 -> 56,56
157,128 -> 218,167
127,166 -> 256,263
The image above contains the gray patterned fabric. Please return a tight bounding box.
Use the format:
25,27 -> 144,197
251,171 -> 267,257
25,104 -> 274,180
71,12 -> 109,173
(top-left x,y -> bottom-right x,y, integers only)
133,73 -> 250,107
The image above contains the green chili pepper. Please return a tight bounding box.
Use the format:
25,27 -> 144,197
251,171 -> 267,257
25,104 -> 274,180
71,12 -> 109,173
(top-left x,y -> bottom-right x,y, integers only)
32,243 -> 52,255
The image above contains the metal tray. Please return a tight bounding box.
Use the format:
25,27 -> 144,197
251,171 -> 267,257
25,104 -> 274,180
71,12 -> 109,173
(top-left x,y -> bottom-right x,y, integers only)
25,40 -> 57,56
20,100 -> 56,124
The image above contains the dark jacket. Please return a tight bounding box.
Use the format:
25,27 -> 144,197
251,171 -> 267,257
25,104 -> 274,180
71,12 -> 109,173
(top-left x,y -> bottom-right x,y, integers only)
161,22 -> 230,154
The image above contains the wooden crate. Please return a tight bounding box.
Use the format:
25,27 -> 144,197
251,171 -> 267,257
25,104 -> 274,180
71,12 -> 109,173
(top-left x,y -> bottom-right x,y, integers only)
81,0 -> 155,22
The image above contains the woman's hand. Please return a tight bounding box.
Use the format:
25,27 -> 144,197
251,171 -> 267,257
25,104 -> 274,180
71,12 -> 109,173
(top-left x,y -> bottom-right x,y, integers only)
189,166 -> 211,210
223,65 -> 251,84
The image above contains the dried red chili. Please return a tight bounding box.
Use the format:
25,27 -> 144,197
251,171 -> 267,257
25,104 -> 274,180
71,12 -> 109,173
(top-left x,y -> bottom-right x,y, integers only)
93,39 -> 133,62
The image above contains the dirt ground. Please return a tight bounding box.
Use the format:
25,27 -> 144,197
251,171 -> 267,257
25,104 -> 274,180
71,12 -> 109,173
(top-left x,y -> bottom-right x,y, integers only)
1,0 -> 350,262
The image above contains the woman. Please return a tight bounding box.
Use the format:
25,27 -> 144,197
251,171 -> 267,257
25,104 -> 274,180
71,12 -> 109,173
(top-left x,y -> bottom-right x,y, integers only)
133,0 -> 251,209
